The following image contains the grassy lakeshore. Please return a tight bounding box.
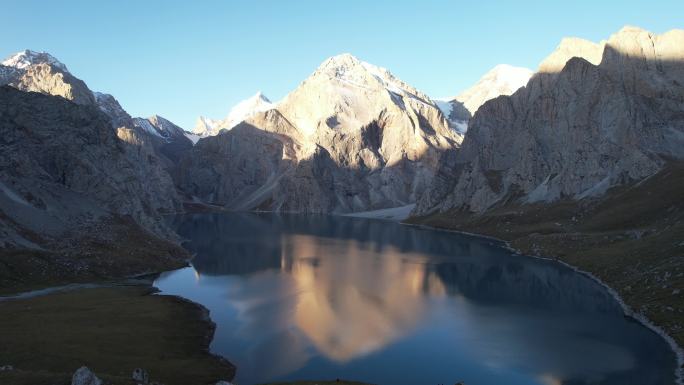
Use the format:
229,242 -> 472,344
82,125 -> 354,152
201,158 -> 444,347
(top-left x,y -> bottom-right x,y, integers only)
407,162 -> 684,349
0,216 -> 191,296
0,285 -> 235,385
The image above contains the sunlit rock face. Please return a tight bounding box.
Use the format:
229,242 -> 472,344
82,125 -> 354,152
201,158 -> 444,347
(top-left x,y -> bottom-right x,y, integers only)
0,50 -> 95,105
178,54 -> 461,213
415,26 -> 684,215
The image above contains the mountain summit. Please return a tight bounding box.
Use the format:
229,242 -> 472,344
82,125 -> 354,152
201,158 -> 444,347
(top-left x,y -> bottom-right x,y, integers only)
194,91 -> 274,137
454,64 -> 533,115
2,49 -> 69,72
0,49 -> 94,105
178,53 -> 460,213
436,64 -> 533,133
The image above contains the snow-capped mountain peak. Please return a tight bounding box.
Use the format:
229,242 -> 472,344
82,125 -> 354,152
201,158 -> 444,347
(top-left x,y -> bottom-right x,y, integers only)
432,64 -> 533,135
313,53 -> 432,104
193,116 -> 221,137
192,91 -> 274,137
2,50 -> 69,73
455,64 -> 533,115
226,91 -> 273,122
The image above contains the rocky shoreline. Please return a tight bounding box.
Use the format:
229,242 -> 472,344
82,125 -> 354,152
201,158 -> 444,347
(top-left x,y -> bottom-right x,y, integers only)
406,162 -> 684,383
405,220 -> 684,384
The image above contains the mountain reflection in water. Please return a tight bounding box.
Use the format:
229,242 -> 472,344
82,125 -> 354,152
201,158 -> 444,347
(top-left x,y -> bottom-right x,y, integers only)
155,213 -> 675,385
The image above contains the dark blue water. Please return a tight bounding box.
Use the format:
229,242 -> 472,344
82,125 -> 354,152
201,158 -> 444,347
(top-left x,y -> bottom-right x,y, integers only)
155,213 -> 676,385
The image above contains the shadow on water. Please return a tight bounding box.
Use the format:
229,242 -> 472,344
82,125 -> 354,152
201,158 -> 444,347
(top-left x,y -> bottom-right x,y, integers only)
157,212 -> 676,385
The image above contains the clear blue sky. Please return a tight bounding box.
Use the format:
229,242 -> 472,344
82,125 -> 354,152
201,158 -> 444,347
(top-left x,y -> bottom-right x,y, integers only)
2,0 -> 682,129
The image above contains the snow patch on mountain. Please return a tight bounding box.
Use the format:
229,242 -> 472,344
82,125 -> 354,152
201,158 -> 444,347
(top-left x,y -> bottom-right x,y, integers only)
184,132 -> 201,144
434,99 -> 453,118
193,91 -> 274,137
133,117 -> 163,137
193,116 -> 221,137
434,98 -> 469,134
455,64 -> 533,115
2,50 -> 69,73
223,91 -> 274,129
318,53 -> 435,108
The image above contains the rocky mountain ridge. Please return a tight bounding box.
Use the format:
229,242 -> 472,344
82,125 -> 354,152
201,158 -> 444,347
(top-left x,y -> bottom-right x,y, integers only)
416,26 -> 684,215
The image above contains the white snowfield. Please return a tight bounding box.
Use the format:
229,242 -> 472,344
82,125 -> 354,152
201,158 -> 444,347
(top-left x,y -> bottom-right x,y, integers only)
193,91 -> 274,137
453,64 -> 533,115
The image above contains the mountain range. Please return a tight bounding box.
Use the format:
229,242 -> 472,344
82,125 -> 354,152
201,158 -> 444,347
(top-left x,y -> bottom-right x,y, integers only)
415,26 -> 684,214
0,26 -> 683,353
179,53 -> 460,212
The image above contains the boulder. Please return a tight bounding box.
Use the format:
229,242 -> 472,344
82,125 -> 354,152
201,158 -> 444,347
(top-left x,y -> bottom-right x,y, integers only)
71,366 -> 102,385
132,367 -> 149,384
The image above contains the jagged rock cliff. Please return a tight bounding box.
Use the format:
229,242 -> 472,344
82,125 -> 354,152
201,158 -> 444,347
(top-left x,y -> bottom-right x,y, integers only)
415,26 -> 684,215
0,86 -> 179,247
0,50 -> 184,239
178,54 -> 461,212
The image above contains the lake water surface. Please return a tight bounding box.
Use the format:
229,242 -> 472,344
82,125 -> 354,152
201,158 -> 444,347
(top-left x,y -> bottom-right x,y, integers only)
155,213 -> 675,385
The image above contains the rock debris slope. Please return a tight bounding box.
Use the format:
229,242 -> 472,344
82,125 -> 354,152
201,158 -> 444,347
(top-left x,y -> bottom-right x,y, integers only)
415,26 -> 684,215
178,53 -> 461,213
